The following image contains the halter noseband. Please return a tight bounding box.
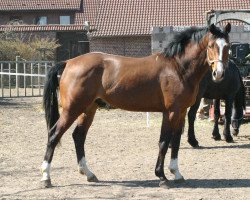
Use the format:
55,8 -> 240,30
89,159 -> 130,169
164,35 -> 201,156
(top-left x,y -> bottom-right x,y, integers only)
207,58 -> 224,65
206,49 -> 225,66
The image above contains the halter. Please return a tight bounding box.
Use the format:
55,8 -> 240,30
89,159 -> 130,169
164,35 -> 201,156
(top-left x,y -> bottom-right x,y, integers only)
206,49 -> 225,66
207,58 -> 224,65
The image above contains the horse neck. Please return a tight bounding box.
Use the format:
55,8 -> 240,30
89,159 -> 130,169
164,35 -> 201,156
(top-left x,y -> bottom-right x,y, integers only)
181,34 -> 210,84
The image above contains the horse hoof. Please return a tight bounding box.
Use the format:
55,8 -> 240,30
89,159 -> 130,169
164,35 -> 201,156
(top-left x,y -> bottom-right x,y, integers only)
212,135 -> 221,141
87,174 -> 99,182
225,135 -> 234,143
188,139 -> 199,148
41,179 -> 52,188
159,180 -> 171,188
174,177 -> 185,183
232,129 -> 239,136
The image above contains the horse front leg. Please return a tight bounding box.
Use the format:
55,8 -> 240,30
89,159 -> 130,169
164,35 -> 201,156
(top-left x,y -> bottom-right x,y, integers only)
155,113 -> 173,187
169,132 -> 184,183
212,99 -> 221,140
169,115 -> 185,183
223,98 -> 234,142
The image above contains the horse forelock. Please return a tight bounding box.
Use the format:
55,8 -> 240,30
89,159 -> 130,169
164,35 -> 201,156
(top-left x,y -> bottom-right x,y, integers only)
210,26 -> 230,40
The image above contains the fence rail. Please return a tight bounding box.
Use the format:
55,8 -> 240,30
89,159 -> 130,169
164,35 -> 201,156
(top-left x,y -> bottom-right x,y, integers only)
0,61 -> 54,98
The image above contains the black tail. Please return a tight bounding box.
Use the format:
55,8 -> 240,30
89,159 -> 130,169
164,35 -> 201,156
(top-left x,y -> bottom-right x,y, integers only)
43,62 -> 66,131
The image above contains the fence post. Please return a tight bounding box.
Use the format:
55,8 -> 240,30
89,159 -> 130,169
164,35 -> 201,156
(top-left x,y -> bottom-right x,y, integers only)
8,63 -> 11,97
1,63 -> 3,97
15,57 -> 19,97
24,62 -> 27,96
31,63 -> 34,96
38,62 -> 41,96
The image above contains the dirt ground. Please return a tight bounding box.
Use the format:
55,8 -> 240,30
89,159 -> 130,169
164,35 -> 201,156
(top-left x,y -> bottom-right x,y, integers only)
0,97 -> 250,200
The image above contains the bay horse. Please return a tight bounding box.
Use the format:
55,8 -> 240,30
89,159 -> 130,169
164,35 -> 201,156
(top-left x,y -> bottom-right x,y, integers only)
187,60 -> 246,147
41,23 -> 231,188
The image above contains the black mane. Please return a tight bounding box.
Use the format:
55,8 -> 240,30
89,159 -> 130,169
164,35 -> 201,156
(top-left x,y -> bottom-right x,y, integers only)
162,25 -> 227,58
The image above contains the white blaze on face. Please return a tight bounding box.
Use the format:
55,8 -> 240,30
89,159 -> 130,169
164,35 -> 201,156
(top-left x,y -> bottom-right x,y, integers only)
214,38 -> 227,79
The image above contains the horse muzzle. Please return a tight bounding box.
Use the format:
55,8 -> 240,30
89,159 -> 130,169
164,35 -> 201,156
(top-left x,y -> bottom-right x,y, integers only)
210,60 -> 225,82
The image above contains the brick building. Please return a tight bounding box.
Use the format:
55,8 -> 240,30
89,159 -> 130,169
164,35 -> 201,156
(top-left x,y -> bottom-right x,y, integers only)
0,0 -> 91,61
90,0 -> 250,57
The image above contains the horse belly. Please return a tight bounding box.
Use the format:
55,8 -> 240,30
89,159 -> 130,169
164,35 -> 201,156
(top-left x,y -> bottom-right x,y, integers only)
102,90 -> 164,112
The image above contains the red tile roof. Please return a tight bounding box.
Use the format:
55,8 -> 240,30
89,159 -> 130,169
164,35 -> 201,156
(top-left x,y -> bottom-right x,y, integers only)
75,0 -> 100,29
0,0 -> 99,32
0,0 -> 249,35
93,0 -> 250,37
0,25 -> 86,32
0,0 -> 81,11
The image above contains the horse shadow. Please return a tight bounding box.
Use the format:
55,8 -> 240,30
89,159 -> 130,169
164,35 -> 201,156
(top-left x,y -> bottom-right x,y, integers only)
181,142 -> 250,150
87,178 -> 250,189
2,178 -> 248,199
0,98 -> 20,106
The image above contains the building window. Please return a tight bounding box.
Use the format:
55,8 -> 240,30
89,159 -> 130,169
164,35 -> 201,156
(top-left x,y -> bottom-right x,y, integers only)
60,16 -> 70,25
36,16 -> 47,25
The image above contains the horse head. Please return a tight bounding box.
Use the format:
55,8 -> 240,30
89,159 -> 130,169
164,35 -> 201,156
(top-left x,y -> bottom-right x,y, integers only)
207,23 -> 231,82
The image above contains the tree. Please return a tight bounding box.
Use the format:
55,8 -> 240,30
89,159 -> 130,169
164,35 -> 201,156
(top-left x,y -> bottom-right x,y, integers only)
0,31 -> 60,61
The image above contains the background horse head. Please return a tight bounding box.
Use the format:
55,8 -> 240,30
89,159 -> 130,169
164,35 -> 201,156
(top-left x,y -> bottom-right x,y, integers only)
41,23 -> 231,188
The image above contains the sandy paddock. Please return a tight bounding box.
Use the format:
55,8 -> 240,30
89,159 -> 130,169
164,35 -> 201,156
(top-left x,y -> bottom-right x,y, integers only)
0,97 -> 250,199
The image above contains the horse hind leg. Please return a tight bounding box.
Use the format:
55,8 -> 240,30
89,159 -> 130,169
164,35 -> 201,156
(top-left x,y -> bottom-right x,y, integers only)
72,103 -> 98,182
41,108 -> 82,188
231,100 -> 242,136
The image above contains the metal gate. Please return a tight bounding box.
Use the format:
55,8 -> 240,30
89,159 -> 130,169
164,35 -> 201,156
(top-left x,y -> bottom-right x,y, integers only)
0,61 -> 54,98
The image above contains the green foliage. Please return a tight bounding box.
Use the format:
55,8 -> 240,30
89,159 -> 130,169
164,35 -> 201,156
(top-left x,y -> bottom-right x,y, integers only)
0,32 -> 60,61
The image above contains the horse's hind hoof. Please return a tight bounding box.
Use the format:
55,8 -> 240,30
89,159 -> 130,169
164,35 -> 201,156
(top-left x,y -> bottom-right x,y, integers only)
174,177 -> 185,183
212,135 -> 221,141
41,179 -> 52,188
188,139 -> 199,148
232,129 -> 239,136
159,180 -> 171,188
225,135 -> 234,143
87,174 -> 99,182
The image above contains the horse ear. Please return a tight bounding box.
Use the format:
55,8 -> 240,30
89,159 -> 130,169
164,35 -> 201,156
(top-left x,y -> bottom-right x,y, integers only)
209,24 -> 217,35
224,23 -> 231,34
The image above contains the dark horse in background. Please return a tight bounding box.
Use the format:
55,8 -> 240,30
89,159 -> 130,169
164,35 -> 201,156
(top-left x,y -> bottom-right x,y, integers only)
41,23 -> 231,188
187,60 -> 246,148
